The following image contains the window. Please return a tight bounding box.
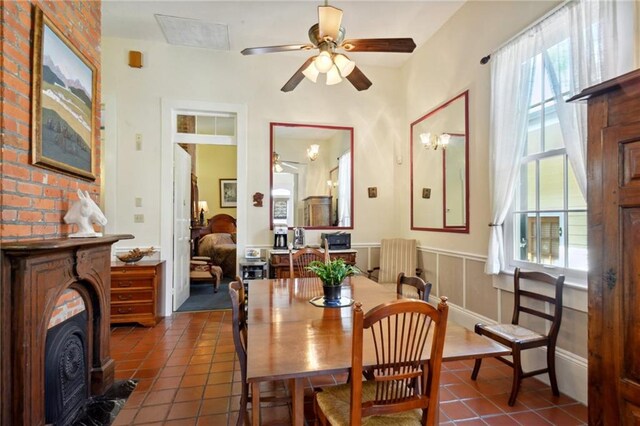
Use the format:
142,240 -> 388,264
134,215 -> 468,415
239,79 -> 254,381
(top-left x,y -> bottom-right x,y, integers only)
173,111 -> 237,145
506,49 -> 587,279
487,0 -> 635,279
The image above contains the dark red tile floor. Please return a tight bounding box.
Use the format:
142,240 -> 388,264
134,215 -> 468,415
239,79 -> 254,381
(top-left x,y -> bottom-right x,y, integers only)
110,311 -> 587,425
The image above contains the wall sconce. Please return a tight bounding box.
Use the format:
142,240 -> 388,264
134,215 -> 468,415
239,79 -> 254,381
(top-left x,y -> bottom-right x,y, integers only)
198,200 -> 209,225
272,152 -> 284,172
307,144 -> 320,161
419,132 -> 451,150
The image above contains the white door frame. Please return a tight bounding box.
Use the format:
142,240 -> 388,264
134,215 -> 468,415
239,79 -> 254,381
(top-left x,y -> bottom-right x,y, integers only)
160,99 -> 248,316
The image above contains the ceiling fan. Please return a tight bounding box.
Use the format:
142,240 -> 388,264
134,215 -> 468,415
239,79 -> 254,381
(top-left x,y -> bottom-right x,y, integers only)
241,2 -> 416,92
273,152 -> 302,172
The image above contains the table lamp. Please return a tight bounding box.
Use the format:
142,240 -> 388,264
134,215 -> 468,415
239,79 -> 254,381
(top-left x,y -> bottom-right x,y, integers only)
198,201 -> 209,225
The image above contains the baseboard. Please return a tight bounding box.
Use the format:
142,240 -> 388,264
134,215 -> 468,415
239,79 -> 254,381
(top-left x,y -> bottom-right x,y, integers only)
437,299 -> 587,405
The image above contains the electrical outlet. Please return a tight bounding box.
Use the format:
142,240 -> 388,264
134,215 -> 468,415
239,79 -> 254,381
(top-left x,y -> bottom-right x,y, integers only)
135,197 -> 142,207
135,133 -> 142,151
134,214 -> 144,223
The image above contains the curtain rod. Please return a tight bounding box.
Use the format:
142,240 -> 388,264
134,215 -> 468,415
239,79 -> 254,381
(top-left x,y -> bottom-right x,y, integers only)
479,0 -> 574,65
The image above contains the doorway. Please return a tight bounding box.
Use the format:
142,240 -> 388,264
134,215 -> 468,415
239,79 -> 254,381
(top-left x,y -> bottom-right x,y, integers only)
160,99 -> 247,316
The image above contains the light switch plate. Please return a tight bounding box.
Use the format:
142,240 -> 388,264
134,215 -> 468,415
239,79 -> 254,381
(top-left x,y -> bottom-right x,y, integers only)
135,197 -> 142,207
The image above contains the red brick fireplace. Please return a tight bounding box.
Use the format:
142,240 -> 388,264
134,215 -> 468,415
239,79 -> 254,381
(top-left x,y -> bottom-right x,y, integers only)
0,235 -> 131,425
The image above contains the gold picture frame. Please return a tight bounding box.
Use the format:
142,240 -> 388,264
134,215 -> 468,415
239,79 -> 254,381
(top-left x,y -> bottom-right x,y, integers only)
31,6 -> 97,180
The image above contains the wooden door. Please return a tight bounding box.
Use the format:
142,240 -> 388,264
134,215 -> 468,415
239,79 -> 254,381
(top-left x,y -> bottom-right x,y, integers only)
601,122 -> 640,424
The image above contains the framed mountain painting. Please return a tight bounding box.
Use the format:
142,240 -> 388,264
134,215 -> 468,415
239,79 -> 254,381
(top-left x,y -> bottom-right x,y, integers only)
31,6 -> 97,180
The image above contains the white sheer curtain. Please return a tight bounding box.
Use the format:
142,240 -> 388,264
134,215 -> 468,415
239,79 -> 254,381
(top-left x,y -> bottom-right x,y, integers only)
543,0 -> 635,197
337,152 -> 351,227
485,38 -> 538,275
485,0 -> 636,274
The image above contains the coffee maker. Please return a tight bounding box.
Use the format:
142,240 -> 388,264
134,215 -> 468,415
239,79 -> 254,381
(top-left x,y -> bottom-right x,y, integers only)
293,227 -> 305,249
273,225 -> 288,249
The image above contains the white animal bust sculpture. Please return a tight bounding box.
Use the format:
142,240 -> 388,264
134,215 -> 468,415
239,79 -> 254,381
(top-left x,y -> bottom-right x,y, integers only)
64,189 -> 107,238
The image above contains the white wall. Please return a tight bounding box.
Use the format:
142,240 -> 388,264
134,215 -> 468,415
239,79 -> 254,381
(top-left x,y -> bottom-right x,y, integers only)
400,0 -> 563,255
102,37 -> 404,251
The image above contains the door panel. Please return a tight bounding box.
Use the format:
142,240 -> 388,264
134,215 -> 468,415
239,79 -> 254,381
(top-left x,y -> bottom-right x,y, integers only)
173,145 -> 191,310
603,123 -> 640,422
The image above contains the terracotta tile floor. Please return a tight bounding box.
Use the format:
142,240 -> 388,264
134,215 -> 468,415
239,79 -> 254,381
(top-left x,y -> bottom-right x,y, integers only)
111,311 -> 588,425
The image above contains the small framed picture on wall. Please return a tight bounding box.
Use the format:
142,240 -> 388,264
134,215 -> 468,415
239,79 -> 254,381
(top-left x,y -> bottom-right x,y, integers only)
220,179 -> 237,208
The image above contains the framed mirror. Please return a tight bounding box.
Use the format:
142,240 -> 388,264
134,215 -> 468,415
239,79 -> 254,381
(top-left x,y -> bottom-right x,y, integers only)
411,91 -> 469,233
270,122 -> 354,230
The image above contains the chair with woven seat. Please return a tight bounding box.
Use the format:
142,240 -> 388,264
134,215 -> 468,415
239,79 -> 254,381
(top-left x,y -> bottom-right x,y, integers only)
470,267 -> 565,406
229,278 -> 289,425
189,256 -> 222,292
368,238 -> 421,292
288,247 -> 328,278
314,297 -> 449,425
397,272 -> 432,302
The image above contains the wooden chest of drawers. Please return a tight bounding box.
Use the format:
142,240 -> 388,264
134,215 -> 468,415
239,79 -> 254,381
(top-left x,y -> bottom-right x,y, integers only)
269,249 -> 356,279
110,260 -> 163,327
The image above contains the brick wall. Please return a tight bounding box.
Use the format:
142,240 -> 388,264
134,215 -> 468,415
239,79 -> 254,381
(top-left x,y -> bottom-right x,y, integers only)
1,0 -> 101,241
48,288 -> 86,329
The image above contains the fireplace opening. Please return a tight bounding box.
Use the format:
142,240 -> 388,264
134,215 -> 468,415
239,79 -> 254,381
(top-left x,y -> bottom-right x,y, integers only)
45,309 -> 89,425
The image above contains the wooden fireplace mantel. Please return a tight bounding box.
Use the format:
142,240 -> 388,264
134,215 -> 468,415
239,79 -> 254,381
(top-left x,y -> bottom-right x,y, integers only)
1,234 -> 133,426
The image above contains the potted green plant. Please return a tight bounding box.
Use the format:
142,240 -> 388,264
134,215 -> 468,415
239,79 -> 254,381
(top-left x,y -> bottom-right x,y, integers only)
306,258 -> 360,305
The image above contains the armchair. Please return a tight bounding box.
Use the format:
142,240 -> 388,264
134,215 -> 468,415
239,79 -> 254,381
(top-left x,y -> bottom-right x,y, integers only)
368,238 -> 421,290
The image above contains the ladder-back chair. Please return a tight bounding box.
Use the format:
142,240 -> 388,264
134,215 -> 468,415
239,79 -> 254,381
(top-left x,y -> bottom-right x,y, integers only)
470,268 -> 565,406
229,278 -> 289,425
397,272 -> 432,302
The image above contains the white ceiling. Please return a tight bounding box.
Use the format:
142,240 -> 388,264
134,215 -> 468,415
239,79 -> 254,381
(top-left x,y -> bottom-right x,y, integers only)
101,1 -> 466,68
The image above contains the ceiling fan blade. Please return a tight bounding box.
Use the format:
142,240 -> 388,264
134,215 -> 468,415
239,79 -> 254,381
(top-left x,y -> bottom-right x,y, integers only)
282,161 -> 299,170
318,5 -> 343,41
281,57 -> 315,92
341,38 -> 416,53
241,44 -> 313,55
346,66 -> 372,91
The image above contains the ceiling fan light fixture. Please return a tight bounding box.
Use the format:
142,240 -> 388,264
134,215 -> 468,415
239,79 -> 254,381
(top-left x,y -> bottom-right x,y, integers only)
314,51 -> 334,73
302,59 -> 320,82
326,65 -> 342,85
318,5 -> 343,42
334,54 -> 355,77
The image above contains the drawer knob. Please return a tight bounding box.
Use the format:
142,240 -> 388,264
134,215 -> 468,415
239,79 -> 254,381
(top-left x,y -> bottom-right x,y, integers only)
118,294 -> 133,300
117,307 -> 133,314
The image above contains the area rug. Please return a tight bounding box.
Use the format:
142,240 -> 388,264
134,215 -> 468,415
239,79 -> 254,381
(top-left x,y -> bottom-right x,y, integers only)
176,278 -> 233,312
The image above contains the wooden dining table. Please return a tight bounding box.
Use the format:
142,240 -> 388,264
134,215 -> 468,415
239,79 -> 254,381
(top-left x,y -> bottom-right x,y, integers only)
246,275 -> 510,425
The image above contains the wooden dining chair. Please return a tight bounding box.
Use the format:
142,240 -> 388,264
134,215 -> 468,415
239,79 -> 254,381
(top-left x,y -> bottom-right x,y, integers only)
397,272 -> 432,302
314,297 -> 449,425
229,278 -> 289,425
470,268 -> 565,406
288,247 -> 327,278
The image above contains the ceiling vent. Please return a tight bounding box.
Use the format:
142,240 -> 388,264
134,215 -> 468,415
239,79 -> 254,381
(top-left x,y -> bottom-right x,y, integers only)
155,14 -> 230,50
